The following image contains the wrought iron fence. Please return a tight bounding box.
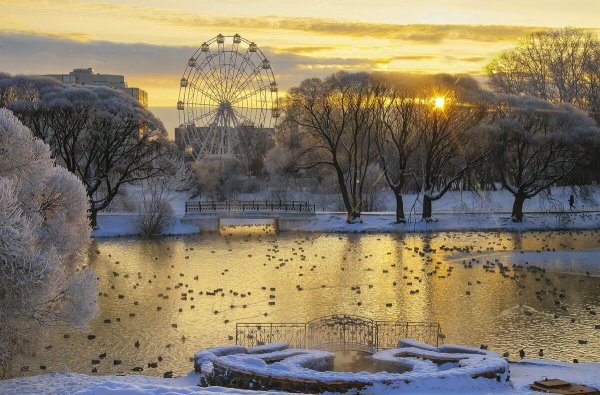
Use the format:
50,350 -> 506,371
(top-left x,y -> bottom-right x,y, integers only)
375,321 -> 442,350
236,322 -> 306,349
235,315 -> 442,351
185,200 -> 315,214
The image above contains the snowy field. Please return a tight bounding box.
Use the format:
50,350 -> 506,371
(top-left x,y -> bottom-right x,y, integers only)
1,360 -> 599,394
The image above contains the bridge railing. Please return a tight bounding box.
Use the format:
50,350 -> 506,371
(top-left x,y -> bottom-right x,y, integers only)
235,315 -> 443,351
185,200 -> 316,214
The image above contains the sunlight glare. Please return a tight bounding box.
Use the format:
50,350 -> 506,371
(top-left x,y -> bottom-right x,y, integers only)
434,97 -> 445,109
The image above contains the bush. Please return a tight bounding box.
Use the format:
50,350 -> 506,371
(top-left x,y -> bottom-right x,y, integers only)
0,109 -> 96,377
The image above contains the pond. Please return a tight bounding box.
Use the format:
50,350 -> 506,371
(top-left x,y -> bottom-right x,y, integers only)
12,228 -> 600,378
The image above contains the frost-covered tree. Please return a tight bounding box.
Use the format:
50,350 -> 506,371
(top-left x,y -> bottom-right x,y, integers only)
191,156 -> 243,200
0,109 -> 96,377
236,123 -> 275,176
486,28 -> 599,119
0,75 -> 174,227
486,28 -> 600,184
490,95 -> 600,222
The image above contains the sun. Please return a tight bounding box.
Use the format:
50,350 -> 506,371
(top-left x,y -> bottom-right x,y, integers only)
434,97 -> 445,109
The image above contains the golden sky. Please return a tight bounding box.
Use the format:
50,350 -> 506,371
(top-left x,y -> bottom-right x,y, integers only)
1,0 -> 599,132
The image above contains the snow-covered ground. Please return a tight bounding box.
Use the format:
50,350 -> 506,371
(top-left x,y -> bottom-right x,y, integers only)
93,186 -> 600,238
297,211 -> 600,233
1,360 -> 599,394
0,372 -> 283,395
93,211 -> 600,238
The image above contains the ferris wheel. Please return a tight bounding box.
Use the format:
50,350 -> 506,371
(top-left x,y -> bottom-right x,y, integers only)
177,34 -> 279,160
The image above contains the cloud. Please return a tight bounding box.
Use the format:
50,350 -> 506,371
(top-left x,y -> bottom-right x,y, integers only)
18,1 -> 588,44
0,30 -> 497,135
0,32 -> 385,95
456,56 -> 489,63
140,13 -> 571,44
392,55 -> 439,61
274,46 -> 338,54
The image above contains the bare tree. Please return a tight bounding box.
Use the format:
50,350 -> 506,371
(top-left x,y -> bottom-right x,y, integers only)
490,95 -> 599,221
0,75 -> 174,227
136,157 -> 190,236
284,72 -> 379,222
415,75 -> 491,220
374,86 -> 420,222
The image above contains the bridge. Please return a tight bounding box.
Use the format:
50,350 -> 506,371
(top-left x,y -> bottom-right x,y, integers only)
235,314 -> 443,352
182,200 -> 316,231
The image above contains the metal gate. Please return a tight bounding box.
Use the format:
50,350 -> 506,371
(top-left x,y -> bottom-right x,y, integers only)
236,314 -> 442,351
307,315 -> 374,351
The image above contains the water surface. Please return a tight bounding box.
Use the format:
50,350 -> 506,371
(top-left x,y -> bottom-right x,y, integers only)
14,228 -> 600,377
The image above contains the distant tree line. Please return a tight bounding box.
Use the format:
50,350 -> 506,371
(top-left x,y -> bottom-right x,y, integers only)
266,28 -> 600,223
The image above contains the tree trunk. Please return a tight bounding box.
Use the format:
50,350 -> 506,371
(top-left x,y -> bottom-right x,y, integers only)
422,194 -> 432,220
333,165 -> 354,222
511,194 -> 526,222
89,208 -> 98,229
394,190 -> 406,223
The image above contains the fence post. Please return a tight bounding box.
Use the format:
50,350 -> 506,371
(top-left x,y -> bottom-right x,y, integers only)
304,323 -> 308,348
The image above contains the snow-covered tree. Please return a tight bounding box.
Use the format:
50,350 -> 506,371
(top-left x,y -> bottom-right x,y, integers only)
0,75 -> 175,227
486,28 -> 599,120
0,109 -> 96,377
489,95 -> 600,221
486,28 -> 600,185
191,156 -> 243,200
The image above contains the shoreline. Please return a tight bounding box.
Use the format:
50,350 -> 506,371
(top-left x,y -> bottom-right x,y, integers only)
92,211 -> 600,238
2,358 -> 600,395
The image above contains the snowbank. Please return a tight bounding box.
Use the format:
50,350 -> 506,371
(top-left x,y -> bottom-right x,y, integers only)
2,359 -> 599,394
93,213 -> 198,238
92,185 -> 600,238
0,372 -> 285,395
